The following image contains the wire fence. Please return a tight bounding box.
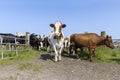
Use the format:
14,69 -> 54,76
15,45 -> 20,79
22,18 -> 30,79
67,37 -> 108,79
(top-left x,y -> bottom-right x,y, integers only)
0,33 -> 30,60
114,43 -> 120,50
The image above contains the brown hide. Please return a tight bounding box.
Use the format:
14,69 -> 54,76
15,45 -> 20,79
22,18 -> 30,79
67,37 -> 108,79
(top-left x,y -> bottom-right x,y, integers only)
70,33 -> 114,62
71,33 -> 103,48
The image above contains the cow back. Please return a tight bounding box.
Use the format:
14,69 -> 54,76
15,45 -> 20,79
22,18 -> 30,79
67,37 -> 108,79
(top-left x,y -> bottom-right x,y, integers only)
70,33 -> 103,48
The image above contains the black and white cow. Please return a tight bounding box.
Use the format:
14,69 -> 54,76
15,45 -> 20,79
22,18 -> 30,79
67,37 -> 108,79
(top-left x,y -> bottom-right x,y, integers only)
30,33 -> 39,50
30,33 -> 47,50
48,21 -> 66,62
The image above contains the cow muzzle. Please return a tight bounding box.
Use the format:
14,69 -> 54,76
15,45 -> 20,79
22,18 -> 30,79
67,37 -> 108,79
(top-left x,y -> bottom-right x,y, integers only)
54,35 -> 60,39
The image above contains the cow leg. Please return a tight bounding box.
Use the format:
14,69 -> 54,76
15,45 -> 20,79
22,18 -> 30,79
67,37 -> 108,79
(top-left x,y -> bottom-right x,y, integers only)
58,53 -> 61,61
49,45 -> 53,56
58,45 -> 64,61
89,48 -> 93,62
53,45 -> 58,62
40,42 -> 43,48
69,45 -> 72,55
80,47 -> 84,52
73,46 -> 79,58
75,48 -> 80,59
92,49 -> 96,57
67,47 -> 70,54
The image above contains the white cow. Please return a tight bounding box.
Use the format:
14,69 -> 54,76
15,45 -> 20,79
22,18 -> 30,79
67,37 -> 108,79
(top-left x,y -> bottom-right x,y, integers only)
16,32 -> 25,37
64,36 -> 70,54
48,21 -> 66,62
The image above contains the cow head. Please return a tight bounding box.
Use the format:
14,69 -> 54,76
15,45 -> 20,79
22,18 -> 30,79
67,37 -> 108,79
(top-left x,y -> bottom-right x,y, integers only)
50,21 -> 66,39
64,37 -> 70,48
105,35 -> 114,49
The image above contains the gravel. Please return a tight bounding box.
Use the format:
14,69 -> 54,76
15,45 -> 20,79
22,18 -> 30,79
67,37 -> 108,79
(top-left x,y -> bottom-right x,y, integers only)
0,52 -> 120,80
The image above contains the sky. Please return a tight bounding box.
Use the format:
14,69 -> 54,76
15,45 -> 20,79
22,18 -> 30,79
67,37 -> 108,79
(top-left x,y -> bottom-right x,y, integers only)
0,0 -> 120,39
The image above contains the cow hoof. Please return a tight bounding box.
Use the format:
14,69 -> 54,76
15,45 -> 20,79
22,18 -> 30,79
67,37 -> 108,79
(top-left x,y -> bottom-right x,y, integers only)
90,60 -> 92,62
54,60 -> 58,62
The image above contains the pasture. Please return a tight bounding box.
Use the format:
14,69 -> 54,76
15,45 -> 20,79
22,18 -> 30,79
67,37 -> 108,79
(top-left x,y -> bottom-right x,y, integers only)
74,46 -> 120,63
0,47 -> 120,80
0,48 -> 36,65
0,32 -> 120,80
0,45 -> 120,65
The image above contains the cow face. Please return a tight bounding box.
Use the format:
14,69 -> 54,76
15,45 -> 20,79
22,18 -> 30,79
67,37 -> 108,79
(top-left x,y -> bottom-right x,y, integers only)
50,21 -> 66,39
64,37 -> 70,48
105,35 -> 114,49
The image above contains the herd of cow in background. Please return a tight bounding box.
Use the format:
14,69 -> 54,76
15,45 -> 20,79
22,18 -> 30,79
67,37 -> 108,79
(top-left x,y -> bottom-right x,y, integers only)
0,21 -> 116,62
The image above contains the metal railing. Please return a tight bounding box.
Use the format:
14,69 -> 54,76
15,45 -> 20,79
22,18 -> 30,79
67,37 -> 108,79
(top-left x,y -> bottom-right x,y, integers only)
0,34 -> 30,60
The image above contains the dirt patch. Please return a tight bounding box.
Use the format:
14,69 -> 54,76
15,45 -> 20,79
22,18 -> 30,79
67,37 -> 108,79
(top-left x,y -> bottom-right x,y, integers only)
0,52 -> 120,80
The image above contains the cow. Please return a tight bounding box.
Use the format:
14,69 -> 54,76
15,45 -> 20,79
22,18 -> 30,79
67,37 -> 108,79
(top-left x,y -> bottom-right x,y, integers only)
30,33 -> 40,50
48,21 -> 66,62
0,33 -> 25,44
70,33 -> 114,62
16,32 -> 25,37
63,37 -> 70,54
0,33 -> 26,50
42,36 -> 50,50
37,35 -> 45,49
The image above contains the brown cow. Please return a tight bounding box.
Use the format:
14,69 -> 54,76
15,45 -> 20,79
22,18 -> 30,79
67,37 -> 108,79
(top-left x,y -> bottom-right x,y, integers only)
70,33 -> 114,62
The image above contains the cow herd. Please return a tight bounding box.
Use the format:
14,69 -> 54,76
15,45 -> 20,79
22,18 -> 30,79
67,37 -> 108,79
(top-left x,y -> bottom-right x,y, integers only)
0,21 -> 115,62
46,21 -> 114,62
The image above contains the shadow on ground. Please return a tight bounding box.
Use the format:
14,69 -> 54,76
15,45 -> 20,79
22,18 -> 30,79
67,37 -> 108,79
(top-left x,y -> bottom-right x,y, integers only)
40,51 -> 90,62
40,53 -> 53,61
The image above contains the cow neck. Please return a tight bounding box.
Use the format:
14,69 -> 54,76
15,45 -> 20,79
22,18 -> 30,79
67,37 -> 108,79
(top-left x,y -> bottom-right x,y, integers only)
98,36 -> 106,45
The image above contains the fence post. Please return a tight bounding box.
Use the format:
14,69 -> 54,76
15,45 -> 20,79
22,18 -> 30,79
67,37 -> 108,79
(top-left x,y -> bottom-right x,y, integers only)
25,32 -> 30,45
25,32 -> 30,51
2,51 -> 4,60
101,31 -> 106,37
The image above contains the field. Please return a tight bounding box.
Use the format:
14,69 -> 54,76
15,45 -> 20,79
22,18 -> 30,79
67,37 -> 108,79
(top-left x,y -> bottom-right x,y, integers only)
0,46 -> 120,64
0,47 -> 120,80
75,46 -> 120,63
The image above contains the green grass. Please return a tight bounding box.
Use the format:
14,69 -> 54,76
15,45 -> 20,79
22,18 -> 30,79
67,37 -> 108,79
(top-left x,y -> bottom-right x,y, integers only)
0,45 -> 120,66
78,46 -> 120,63
0,48 -> 37,66
94,47 -> 120,63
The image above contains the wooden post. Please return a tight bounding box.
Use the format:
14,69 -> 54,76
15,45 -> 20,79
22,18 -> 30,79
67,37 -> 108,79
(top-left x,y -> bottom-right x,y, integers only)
25,32 -> 30,45
0,36 -> 3,44
101,31 -> 106,37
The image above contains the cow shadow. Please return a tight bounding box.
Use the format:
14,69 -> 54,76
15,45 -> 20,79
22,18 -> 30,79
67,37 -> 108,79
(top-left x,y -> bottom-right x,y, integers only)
62,51 -> 89,60
40,53 -> 54,61
62,52 -> 77,59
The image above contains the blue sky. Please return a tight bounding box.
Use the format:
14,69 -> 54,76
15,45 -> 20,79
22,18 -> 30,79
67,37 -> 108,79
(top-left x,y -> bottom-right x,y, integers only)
0,0 -> 120,39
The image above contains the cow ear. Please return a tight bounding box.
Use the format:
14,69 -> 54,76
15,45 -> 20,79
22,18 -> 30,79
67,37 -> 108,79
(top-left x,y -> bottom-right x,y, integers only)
106,35 -> 109,38
50,24 -> 54,28
62,24 -> 66,28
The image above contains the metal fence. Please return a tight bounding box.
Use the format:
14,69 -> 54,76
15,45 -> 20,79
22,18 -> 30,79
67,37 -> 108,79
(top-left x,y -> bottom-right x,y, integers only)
0,33 -> 30,60
114,43 -> 120,50
113,39 -> 120,50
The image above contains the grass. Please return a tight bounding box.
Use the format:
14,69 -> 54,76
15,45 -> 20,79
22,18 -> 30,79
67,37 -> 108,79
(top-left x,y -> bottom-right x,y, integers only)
94,47 -> 120,63
0,48 -> 37,66
77,46 -> 120,63
18,62 -> 44,72
0,45 -> 120,66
